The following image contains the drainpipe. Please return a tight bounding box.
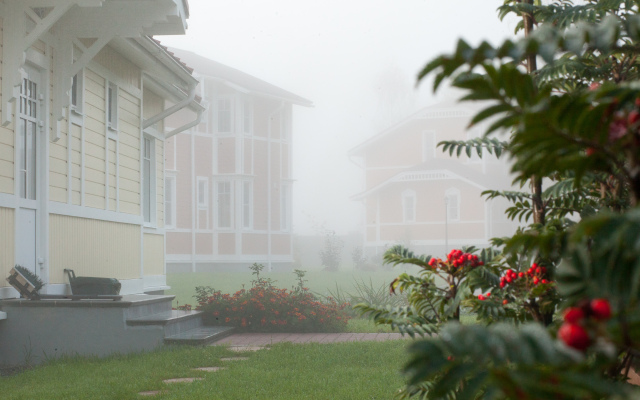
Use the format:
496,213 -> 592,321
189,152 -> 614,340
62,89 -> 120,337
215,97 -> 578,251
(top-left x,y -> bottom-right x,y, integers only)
143,80 -> 197,130
165,104 -> 204,138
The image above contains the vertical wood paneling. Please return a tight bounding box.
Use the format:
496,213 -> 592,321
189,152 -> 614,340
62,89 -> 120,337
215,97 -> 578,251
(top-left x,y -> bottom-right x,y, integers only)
143,233 -> 164,276
49,214 -> 140,284
0,125 -> 14,194
94,45 -> 140,89
0,207 -> 15,288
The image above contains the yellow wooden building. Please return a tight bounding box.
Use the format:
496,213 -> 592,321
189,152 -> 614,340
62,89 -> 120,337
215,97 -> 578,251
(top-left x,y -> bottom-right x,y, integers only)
0,0 -> 203,301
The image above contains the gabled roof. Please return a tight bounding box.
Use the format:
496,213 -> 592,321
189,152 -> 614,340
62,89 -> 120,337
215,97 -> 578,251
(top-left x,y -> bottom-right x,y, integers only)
351,157 -> 511,201
348,101 -> 478,157
166,47 -> 313,107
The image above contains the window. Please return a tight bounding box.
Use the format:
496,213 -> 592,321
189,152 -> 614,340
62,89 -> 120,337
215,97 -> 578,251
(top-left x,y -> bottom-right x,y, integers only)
18,76 -> 38,200
197,177 -> 209,229
165,176 -> 176,229
107,82 -> 118,131
217,98 -> 232,133
402,190 -> 416,223
445,189 -> 460,222
280,184 -> 290,231
242,100 -> 253,135
71,72 -> 84,114
143,136 -> 154,224
242,181 -> 253,229
216,181 -> 231,228
422,131 -> 436,161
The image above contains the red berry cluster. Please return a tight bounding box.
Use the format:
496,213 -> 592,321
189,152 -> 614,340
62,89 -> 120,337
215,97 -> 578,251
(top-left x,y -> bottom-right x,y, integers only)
499,263 -> 550,289
558,298 -> 612,351
477,292 -> 491,301
428,249 -> 483,270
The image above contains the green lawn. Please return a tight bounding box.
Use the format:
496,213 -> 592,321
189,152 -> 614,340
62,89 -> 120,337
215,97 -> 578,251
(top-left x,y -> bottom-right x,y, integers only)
1,341 -> 412,400
166,269 -> 420,308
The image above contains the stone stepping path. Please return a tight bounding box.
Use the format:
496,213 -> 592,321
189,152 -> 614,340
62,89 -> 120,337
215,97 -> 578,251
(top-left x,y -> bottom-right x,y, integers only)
194,367 -> 225,372
163,377 -> 203,384
220,357 -> 249,361
139,391 -> 162,396
229,345 -> 268,352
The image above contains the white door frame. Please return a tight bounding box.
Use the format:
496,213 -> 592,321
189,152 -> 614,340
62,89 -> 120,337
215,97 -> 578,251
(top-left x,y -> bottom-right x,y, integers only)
15,62 -> 48,283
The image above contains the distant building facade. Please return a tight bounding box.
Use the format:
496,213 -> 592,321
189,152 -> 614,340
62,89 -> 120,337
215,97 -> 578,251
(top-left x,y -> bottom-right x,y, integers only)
349,103 -> 519,258
164,49 -> 312,272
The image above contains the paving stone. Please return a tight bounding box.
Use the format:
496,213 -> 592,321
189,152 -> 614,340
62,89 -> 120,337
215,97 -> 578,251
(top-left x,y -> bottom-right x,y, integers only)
194,367 -> 225,372
138,390 -> 162,396
163,377 -> 203,384
229,345 -> 268,352
220,357 -> 249,361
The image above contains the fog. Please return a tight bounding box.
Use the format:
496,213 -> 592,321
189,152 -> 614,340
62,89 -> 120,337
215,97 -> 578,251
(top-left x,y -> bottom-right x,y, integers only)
157,0 -> 520,238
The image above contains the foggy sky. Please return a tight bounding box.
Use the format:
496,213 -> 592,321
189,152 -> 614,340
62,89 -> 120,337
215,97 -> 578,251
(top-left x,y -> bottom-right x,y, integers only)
156,0 -> 519,235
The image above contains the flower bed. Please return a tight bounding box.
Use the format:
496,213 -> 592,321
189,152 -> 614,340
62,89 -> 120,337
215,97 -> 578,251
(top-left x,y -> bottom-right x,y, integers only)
177,264 -> 351,333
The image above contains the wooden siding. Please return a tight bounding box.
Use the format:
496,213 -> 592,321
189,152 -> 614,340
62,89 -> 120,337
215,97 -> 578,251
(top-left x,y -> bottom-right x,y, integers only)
0,126 -> 14,194
271,234 -> 290,255
242,233 -> 268,255
70,123 -> 82,205
195,233 -> 213,254
142,88 -> 164,132
166,231 -> 191,254
218,232 -> 235,255
118,89 -> 141,215
156,138 -> 164,227
0,20 -> 13,194
143,233 -> 164,276
108,138 -> 117,210
217,137 -> 235,173
83,69 -> 107,209
94,45 -> 141,89
49,214 -> 140,284
0,207 -> 15,288
49,114 -> 70,203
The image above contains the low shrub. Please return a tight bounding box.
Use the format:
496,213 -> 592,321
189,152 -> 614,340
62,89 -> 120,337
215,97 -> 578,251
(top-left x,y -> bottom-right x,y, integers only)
178,264 -> 351,333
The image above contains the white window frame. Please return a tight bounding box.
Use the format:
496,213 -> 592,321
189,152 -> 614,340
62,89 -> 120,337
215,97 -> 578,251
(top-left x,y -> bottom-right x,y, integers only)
445,188 -> 461,222
197,177 -> 209,230
216,96 -> 233,134
165,175 -> 176,229
242,180 -> 253,229
70,70 -> 84,115
107,82 -> 118,131
280,184 -> 290,231
142,135 -> 155,225
422,130 -> 436,161
216,180 -> 232,229
281,110 -> 290,142
402,190 -> 416,223
242,99 -> 253,135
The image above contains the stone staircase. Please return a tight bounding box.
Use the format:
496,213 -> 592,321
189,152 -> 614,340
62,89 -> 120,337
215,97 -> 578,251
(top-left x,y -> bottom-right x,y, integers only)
0,294 -> 234,367
124,295 -> 235,345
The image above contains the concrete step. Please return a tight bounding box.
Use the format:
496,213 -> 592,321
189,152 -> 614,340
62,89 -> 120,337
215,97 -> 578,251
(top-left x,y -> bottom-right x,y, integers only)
164,326 -> 235,346
123,295 -> 175,319
126,310 -> 203,338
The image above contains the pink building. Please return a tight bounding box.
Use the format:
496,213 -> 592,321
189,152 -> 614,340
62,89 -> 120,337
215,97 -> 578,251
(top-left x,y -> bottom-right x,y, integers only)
164,49 -> 312,272
349,102 -> 519,258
